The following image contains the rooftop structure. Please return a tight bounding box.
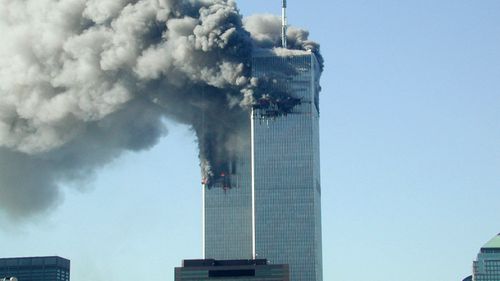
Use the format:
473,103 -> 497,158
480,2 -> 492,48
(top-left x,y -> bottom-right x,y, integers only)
482,233 -> 500,250
175,259 -> 289,281
0,256 -> 70,281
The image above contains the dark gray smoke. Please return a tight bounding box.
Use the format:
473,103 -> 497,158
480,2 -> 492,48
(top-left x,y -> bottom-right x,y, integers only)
0,0 -> 322,218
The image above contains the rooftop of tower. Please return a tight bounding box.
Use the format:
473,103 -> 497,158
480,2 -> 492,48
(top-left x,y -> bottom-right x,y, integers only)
482,233 -> 500,249
252,47 -> 312,58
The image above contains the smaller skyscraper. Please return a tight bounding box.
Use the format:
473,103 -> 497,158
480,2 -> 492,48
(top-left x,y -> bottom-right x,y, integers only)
472,233 -> 500,281
175,259 -> 289,281
0,256 -> 70,281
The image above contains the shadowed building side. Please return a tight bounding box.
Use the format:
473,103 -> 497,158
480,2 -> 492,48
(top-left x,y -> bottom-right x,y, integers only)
203,122 -> 254,260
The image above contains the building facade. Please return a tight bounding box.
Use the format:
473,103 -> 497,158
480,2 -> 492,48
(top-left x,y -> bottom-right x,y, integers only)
0,256 -> 70,281
203,48 -> 323,281
175,259 -> 289,281
473,234 -> 500,281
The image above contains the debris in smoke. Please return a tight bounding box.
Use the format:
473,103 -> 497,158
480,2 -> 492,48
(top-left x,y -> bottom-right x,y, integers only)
252,95 -> 303,120
0,0 -> 323,218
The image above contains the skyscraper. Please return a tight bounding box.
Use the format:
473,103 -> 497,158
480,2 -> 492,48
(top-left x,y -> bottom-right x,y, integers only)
203,47 -> 322,281
472,233 -> 500,281
251,48 -> 322,281
203,2 -> 322,280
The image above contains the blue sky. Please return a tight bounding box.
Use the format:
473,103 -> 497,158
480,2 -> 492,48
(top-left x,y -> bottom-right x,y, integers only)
1,1 -> 499,281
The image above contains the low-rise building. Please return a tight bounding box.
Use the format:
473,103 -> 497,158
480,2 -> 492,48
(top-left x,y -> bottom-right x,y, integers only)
0,256 -> 70,281
175,259 -> 289,281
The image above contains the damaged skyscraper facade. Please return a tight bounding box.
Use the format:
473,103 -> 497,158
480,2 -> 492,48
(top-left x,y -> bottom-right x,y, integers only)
203,48 -> 322,281
203,1 -> 322,281
251,49 -> 322,281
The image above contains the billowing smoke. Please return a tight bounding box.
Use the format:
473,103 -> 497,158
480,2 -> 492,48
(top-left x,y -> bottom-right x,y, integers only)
0,0 -> 322,218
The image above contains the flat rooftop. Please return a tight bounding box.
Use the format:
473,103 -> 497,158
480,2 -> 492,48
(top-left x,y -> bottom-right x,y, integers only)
182,259 -> 268,267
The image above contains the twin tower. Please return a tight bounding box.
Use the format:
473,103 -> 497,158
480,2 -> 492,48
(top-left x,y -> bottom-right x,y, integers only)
203,47 -> 323,281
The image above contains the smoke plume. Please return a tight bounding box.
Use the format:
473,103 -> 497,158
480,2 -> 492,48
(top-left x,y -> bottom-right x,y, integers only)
0,0 -> 322,218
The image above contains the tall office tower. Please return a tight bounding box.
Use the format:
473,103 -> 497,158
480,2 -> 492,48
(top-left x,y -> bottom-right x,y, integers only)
251,48 -> 322,281
472,233 -> 500,281
203,3 -> 322,280
0,256 -> 70,281
203,48 -> 322,279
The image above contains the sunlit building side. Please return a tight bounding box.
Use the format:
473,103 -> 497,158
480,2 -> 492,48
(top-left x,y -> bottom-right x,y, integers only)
251,49 -> 323,281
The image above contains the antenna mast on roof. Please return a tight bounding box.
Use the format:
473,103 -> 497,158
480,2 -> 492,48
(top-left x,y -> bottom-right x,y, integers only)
281,0 -> 288,48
